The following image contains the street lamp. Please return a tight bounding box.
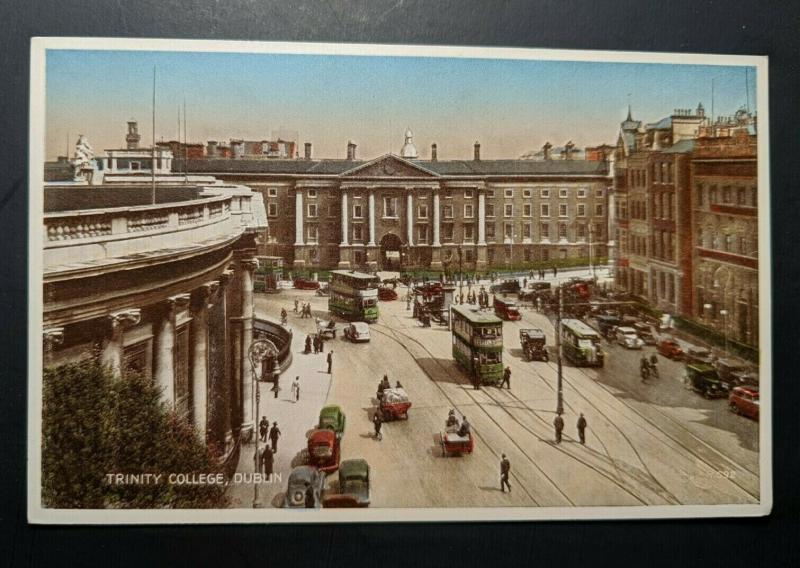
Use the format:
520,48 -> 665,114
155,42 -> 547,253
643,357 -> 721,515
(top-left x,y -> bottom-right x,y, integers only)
720,309 -> 729,356
588,224 -> 595,279
457,246 -> 463,301
248,338 -> 278,509
703,302 -> 712,324
555,284 -> 564,416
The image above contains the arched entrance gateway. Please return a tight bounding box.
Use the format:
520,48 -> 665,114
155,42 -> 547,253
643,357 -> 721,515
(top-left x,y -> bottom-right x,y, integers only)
379,233 -> 403,270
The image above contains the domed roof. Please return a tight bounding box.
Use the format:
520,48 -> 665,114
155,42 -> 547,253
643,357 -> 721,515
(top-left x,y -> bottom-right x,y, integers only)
400,128 -> 418,159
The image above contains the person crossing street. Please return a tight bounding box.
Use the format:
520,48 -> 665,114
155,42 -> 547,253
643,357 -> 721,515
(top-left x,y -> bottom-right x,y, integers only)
501,366 -> 511,389
554,413 -> 564,444
373,410 -> 383,441
327,351 -> 333,374
268,421 -> 281,453
258,415 -> 269,443
500,454 -> 511,493
577,413 -> 587,445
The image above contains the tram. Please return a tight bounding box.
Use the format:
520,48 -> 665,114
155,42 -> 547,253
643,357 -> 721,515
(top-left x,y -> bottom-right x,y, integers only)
560,318 -> 604,367
328,270 -> 380,322
451,305 -> 504,385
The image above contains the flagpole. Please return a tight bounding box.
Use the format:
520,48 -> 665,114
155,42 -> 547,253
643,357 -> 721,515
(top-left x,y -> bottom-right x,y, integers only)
151,66 -> 156,205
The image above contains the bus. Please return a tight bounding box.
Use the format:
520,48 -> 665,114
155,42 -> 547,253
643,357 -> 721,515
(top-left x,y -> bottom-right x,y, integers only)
451,305 -> 504,385
328,270 -> 380,322
560,318 -> 604,367
254,256 -> 284,293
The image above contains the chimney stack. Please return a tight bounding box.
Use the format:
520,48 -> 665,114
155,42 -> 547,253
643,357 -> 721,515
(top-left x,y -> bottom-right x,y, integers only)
564,140 -> 575,160
126,120 -> 141,150
542,141 -> 552,160
431,143 -> 438,162
304,142 -> 312,160
347,141 -> 357,161
473,141 -> 481,161
207,140 -> 218,158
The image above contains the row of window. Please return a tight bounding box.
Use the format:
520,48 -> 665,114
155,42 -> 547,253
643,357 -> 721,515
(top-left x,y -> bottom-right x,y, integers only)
267,187 -> 605,199
696,183 -> 757,208
628,161 -> 674,187
268,200 -> 605,218
698,229 -> 757,257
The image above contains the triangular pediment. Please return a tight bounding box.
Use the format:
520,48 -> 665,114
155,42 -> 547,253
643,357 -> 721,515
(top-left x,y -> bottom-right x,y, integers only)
340,154 -> 439,178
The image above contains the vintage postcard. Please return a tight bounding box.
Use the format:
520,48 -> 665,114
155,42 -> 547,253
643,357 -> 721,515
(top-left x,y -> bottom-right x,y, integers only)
28,38 -> 771,523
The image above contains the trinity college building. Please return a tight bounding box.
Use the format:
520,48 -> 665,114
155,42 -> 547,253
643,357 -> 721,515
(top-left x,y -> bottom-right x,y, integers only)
179,131 -> 613,272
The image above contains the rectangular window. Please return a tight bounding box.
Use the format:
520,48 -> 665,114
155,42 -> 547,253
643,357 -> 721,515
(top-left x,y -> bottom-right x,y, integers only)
737,187 -> 746,205
267,188 -> 278,197
504,188 -> 514,198
307,225 -> 318,242
595,204 -> 604,217
523,189 -> 532,198
307,189 -> 317,198
540,203 -> 550,217
577,204 -> 586,217
307,203 -> 318,218
540,188 -> 550,198
577,188 -> 587,198
540,223 -> 550,239
504,204 -> 513,217
352,224 -> 363,241
723,186 -> 732,204
577,224 -> 586,239
486,223 -> 496,239
443,204 -> 454,219
353,204 -> 363,218
523,204 -> 532,217
464,204 -> 474,218
417,225 -> 428,243
464,189 -> 474,199
418,204 -> 428,219
596,188 -> 604,198
559,203 -> 568,217
442,224 -> 454,241
504,223 -> 514,240
122,339 -> 153,382
268,202 -> 278,217
444,188 -> 453,198
464,225 -> 474,241
486,203 -> 495,217
487,189 -> 495,198
523,223 -> 532,239
383,197 -> 399,218
559,188 -> 568,198
559,223 -> 568,239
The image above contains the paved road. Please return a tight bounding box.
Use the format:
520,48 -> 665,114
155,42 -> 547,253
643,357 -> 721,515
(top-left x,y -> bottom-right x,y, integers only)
237,282 -> 760,509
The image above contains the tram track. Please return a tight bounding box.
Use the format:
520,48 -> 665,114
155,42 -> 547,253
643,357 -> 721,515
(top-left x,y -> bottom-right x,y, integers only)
371,321 -> 662,506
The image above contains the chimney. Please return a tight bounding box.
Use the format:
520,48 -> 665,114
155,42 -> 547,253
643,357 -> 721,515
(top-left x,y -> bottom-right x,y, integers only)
304,142 -> 312,160
542,141 -> 552,160
207,140 -> 218,158
473,141 -> 481,161
347,141 -> 357,161
126,120 -> 141,150
652,131 -> 661,150
564,140 -> 575,160
431,143 -> 438,162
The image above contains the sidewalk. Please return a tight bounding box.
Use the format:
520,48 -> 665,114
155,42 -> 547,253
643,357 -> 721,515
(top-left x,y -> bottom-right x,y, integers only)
227,308 -> 333,509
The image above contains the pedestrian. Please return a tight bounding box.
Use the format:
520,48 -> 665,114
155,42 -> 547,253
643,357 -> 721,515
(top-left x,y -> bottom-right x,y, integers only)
373,410 -> 383,441
501,366 -> 511,389
500,454 -> 511,493
471,356 -> 481,390
577,413 -> 587,445
554,413 -> 564,444
291,376 -> 300,402
294,299 -> 299,313
306,303 -> 312,318
258,415 -> 269,443
318,333 -> 325,353
269,421 -> 281,452
327,351 -> 333,374
523,277 -> 527,289
305,484 -> 316,508
553,265 -> 557,277
272,375 -> 280,399
305,334 -> 312,354
259,444 -> 274,476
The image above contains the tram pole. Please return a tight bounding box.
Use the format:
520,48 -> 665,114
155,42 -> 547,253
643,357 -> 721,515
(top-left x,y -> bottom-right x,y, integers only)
556,285 -> 564,416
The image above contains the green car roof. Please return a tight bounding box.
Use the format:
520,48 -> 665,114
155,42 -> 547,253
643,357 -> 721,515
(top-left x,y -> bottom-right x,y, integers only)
340,458 -> 369,479
320,405 -> 343,418
687,363 -> 716,373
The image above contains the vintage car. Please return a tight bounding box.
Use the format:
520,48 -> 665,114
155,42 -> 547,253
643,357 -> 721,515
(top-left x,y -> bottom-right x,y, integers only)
714,358 -> 753,386
683,363 -> 730,399
294,278 -> 320,290
615,326 -> 644,349
684,345 -> 715,365
307,428 -> 341,473
596,315 -> 621,338
315,318 -> 338,339
520,328 -> 548,361
729,385 -> 759,420
490,279 -> 521,294
343,322 -> 371,342
283,465 -> 327,509
378,286 -> 398,301
494,297 -> 521,321
322,459 -> 371,508
318,405 -> 346,439
633,322 -> 657,345
657,337 -> 684,359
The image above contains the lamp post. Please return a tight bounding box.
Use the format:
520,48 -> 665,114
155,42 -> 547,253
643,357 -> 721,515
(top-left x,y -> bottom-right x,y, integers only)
588,224 -> 595,279
555,284 -> 564,416
248,338 -> 278,509
457,246 -> 463,301
703,302 -> 712,324
720,309 -> 729,356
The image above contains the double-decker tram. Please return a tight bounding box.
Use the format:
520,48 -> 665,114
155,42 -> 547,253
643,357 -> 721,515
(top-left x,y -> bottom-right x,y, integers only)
328,270 -> 380,322
560,318 -> 604,367
451,305 -> 504,385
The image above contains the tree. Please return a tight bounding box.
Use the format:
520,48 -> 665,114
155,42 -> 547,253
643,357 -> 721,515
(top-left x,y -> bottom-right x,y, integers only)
42,360 -> 228,509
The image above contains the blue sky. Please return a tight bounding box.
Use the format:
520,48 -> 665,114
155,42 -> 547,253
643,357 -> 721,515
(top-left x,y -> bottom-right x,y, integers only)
45,49 -> 757,160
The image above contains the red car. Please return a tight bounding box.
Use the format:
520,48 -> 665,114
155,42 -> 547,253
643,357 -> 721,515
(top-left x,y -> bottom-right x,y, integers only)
729,386 -> 759,420
307,428 -> 341,473
378,286 -> 398,301
657,338 -> 683,359
294,278 -> 320,290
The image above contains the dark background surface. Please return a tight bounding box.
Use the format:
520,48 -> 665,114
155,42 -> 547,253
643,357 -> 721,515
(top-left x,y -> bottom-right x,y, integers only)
1,1 -> 798,566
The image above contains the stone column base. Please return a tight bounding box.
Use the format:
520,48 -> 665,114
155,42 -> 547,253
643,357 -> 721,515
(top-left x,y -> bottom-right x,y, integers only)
476,245 -> 488,270
430,246 -> 443,270
338,246 -> 351,270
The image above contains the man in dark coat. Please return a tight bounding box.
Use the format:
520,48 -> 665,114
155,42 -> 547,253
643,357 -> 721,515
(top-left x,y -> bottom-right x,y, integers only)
269,421 -> 281,452
501,366 -> 511,389
373,411 -> 383,441
327,351 -> 333,374
577,413 -> 587,445
500,454 -> 511,492
258,415 -> 269,443
259,444 -> 274,476
318,333 -> 324,353
554,413 -> 564,444
305,334 -> 312,354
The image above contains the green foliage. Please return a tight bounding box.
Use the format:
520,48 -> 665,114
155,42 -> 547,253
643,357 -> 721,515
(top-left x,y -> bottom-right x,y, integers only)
42,361 -> 228,509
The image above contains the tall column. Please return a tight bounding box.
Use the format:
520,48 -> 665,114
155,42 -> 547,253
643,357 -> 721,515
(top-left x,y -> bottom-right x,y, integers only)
101,309 -> 141,377
478,190 -> 487,245
368,190 -> 376,246
341,190 -> 349,245
432,189 -> 441,246
294,191 -> 304,245
239,259 -> 258,439
406,189 -> 414,246
191,283 -> 216,441
154,295 -> 189,408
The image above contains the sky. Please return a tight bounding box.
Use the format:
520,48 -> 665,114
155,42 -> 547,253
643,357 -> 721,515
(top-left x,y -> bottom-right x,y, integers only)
44,49 -> 757,161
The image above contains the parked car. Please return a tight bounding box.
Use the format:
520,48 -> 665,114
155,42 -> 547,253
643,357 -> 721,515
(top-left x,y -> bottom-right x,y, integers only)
494,297 -> 521,320
337,458 -> 371,506
318,405 -> 346,439
633,322 -> 657,345
520,328 -> 548,361
344,322 -> 371,342
294,278 -> 320,290
657,337 -> 684,359
714,358 -> 752,386
615,326 -> 644,349
307,428 -> 341,473
728,385 -> 760,420
378,287 -> 398,301
684,345 -> 714,365
596,315 -> 621,338
283,466 -> 326,508
490,279 -> 520,294
683,363 -> 730,399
